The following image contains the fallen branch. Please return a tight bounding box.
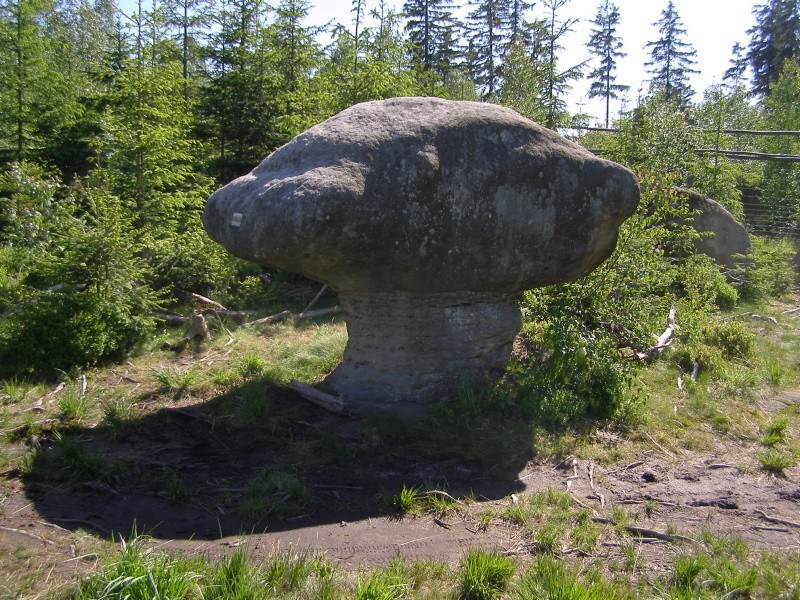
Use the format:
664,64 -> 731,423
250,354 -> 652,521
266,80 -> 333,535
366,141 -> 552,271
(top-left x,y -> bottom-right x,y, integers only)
752,525 -> 790,533
749,313 -> 779,326
247,306 -> 342,327
426,489 -> 465,505
0,526 -> 54,545
300,284 -> 328,315
634,307 -> 676,361
111,370 -> 141,384
590,517 -> 693,543
643,430 -> 676,459
754,509 -> 800,529
245,310 -> 292,327
176,290 -> 227,311
295,306 -> 342,320
288,380 -> 348,415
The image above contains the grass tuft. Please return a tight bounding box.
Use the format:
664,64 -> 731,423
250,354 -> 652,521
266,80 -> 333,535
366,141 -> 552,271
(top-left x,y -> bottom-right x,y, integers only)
459,548 -> 515,600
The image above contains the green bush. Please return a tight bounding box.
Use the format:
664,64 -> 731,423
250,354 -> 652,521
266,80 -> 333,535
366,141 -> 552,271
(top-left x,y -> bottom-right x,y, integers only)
0,184 -> 159,376
732,236 -> 796,301
703,321 -> 754,359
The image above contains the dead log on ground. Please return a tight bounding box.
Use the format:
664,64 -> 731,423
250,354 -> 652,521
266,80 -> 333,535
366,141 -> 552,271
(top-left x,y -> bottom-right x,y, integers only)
288,380 -> 348,415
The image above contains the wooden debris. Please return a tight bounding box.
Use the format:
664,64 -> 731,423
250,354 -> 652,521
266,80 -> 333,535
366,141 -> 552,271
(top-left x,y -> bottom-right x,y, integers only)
79,374 -> 87,397
44,381 -> 66,398
754,509 -> 800,529
636,307 -> 675,361
643,430 -> 676,459
433,517 -> 452,529
426,489 -> 464,504
0,526 -> 54,545
184,313 -> 211,341
590,517 -> 694,543
300,284 -> 328,315
288,380 -> 348,415
295,306 -> 342,320
749,313 -> 779,326
177,290 -> 227,311
111,370 -> 141,384
246,310 -> 292,327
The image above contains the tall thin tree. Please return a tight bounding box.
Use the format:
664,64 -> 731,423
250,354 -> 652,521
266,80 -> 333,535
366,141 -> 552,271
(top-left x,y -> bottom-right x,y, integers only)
586,0 -> 628,127
645,0 -> 698,107
747,0 -> 800,97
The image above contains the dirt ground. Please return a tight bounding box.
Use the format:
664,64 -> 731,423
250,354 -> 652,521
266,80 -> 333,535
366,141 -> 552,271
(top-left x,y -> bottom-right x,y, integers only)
1,384 -> 798,581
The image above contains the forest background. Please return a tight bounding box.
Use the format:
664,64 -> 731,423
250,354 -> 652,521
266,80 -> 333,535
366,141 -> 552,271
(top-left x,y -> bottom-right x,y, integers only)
1,0 -> 800,397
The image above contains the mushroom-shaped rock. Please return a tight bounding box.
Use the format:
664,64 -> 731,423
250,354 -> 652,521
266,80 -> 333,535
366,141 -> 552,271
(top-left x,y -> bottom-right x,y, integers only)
203,97 -> 640,414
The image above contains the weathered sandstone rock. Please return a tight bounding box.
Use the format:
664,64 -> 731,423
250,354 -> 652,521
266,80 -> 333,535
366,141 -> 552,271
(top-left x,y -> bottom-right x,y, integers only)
204,97 -> 640,414
673,187 -> 751,268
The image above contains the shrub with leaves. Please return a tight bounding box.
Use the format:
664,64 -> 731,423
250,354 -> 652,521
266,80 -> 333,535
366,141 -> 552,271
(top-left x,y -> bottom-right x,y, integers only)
0,177 -> 159,376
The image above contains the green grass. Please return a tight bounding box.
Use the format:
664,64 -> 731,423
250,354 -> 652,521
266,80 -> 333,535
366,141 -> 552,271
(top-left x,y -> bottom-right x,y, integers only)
390,486 -> 462,517
101,397 -> 138,439
154,367 -> 197,398
756,448 -> 798,474
761,416 -> 789,447
36,533 -> 800,600
354,568 -> 409,600
240,469 -> 312,518
514,556 -> 630,600
459,548 -> 515,600
57,389 -> 89,422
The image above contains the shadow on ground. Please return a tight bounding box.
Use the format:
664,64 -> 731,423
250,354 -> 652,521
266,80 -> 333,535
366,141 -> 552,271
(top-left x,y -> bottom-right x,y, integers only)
21,379 -> 535,541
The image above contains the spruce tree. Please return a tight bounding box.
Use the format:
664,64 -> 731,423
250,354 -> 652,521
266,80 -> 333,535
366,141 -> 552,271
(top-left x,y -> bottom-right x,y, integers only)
465,0 -> 509,100
723,41 -> 749,88
586,0 -> 628,127
403,0 -> 459,87
541,0 -> 582,128
645,0 -> 698,107
0,0 -> 63,162
265,0 -> 323,139
747,0 -> 800,97
165,0 -> 213,91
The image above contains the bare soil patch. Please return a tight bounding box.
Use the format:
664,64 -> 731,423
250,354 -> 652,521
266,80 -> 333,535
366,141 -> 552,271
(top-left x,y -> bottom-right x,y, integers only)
2,384 -> 798,577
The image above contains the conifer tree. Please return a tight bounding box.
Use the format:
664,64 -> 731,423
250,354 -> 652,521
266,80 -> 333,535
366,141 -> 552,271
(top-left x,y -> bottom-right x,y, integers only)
465,0 -> 509,100
265,0 -> 323,138
645,0 -> 698,107
165,0 -> 213,91
586,0 -> 628,127
541,0 -> 582,128
403,0 -> 459,87
723,41 -> 749,88
747,0 -> 800,97
0,0 -> 63,162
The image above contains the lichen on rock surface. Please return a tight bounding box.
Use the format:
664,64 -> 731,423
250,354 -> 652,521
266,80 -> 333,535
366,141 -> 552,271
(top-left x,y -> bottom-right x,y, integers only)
204,97 -> 640,415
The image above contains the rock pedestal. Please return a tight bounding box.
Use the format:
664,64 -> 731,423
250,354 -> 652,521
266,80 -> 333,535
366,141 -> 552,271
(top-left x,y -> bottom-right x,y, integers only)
326,292 -> 521,414
203,97 -> 640,413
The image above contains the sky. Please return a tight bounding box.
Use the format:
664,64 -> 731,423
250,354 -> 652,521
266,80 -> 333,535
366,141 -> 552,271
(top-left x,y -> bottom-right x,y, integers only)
307,0 -> 759,124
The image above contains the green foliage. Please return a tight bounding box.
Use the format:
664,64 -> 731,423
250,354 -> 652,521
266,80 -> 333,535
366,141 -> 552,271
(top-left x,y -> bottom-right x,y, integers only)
702,321 -> 754,359
514,556 -> 630,600
354,568 -> 409,600
240,469 -> 312,518
761,416 -> 789,447
24,435 -> 127,484
0,181 -> 159,376
732,236 -> 796,302
459,548 -> 515,600
75,535 -> 202,600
